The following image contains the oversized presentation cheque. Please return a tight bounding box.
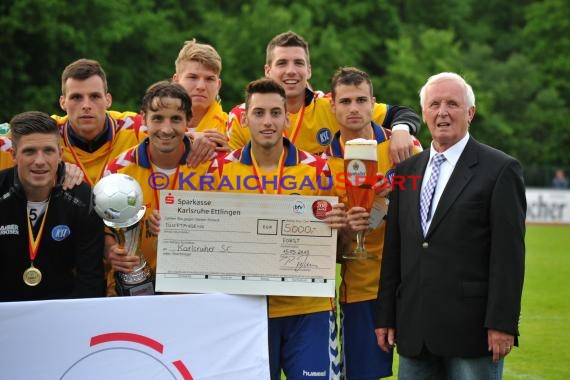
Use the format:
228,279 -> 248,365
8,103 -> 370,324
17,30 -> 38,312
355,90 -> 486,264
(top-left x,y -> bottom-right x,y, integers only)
156,191 -> 338,297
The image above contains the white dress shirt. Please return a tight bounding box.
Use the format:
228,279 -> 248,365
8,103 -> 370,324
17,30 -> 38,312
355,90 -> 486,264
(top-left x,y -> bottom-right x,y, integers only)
420,132 -> 470,232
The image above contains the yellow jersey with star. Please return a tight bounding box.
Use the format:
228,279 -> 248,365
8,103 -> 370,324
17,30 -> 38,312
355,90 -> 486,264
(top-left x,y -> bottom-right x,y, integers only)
189,100 -> 228,135
207,138 -> 336,318
0,136 -> 13,170
55,111 -> 146,187
227,88 -> 389,155
323,122 -> 422,304
103,137 -> 212,296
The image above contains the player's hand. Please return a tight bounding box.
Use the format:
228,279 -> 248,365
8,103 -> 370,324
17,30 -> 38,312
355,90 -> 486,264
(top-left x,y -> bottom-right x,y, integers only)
347,206 -> 370,232
325,203 -> 347,230
148,209 -> 161,235
62,162 -> 84,190
186,131 -> 216,167
202,130 -> 231,152
389,129 -> 414,165
106,243 -> 140,273
373,172 -> 391,198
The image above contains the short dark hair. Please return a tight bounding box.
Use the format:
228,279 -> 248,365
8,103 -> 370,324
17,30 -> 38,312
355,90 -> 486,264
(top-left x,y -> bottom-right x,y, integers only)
266,31 -> 310,66
10,111 -> 59,145
244,78 -> 287,111
330,67 -> 374,100
141,80 -> 192,120
61,58 -> 108,94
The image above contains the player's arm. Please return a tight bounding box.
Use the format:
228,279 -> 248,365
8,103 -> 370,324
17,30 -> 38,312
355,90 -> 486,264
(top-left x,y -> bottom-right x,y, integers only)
380,104 -> 421,165
62,162 -> 84,190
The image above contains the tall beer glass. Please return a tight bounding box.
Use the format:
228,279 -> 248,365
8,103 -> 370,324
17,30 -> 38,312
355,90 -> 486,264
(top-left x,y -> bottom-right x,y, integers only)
343,138 -> 378,259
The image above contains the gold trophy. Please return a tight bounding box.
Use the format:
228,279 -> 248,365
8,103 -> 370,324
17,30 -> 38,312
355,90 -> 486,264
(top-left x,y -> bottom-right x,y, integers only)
343,138 -> 378,259
93,174 -> 154,296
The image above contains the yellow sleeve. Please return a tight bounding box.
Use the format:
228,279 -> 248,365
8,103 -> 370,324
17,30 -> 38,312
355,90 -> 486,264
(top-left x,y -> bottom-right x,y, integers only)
372,103 -> 388,126
228,105 -> 250,150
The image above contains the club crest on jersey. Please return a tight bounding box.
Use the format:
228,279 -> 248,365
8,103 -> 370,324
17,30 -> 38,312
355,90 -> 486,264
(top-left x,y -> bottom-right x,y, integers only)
51,225 -> 71,241
316,128 -> 332,147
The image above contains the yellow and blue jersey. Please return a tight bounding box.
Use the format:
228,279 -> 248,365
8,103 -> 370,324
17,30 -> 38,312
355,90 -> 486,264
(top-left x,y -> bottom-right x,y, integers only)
0,136 -> 13,170
228,88 -> 389,155
208,138 -> 336,318
190,100 -> 228,135
103,136 -> 212,295
56,111 -> 146,186
323,122 -> 422,304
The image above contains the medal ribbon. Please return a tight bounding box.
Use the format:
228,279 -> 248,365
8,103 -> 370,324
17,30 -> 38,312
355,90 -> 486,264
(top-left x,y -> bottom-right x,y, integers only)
27,201 -> 50,264
283,103 -> 305,145
63,120 -> 117,187
147,145 -> 181,210
251,148 -> 286,195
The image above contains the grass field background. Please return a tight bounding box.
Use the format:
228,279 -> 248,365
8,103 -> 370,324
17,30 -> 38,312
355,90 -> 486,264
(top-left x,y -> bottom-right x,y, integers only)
282,225 -> 569,379
388,225 -> 570,379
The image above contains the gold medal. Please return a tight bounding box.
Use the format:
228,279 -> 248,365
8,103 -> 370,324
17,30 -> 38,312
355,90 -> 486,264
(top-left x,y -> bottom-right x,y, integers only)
23,265 -> 42,286
25,199 -> 50,287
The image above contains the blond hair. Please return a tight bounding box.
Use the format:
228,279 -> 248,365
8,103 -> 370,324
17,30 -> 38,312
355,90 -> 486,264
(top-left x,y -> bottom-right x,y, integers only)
175,39 -> 222,75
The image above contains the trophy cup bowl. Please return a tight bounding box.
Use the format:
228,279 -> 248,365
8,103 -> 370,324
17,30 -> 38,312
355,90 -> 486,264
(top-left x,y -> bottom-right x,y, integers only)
93,173 -> 154,296
343,138 -> 378,260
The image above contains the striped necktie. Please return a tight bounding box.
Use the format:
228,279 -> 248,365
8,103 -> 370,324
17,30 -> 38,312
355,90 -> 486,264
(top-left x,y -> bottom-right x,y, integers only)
419,153 -> 446,235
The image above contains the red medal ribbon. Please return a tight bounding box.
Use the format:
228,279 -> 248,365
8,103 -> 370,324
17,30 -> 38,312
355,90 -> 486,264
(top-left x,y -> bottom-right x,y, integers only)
26,200 -> 50,264
284,103 -> 305,145
251,148 -> 286,195
63,120 -> 117,187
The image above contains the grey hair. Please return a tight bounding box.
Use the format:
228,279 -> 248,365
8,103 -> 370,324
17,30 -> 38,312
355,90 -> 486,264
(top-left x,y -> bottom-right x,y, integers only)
419,72 -> 475,109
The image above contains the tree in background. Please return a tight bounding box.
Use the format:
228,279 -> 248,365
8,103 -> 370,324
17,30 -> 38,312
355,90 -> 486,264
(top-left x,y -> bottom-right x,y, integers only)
0,0 -> 568,176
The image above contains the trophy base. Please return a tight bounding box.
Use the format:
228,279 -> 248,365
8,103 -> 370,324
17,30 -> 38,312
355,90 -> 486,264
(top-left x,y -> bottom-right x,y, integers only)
342,253 -> 377,260
342,247 -> 376,260
115,272 -> 155,296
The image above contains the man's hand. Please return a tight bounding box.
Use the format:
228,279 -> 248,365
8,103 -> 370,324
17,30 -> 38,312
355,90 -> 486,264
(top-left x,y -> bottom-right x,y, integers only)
186,131 -> 217,168
346,206 -> 370,232
62,162 -> 84,190
324,203 -> 348,230
202,130 -> 231,152
105,235 -> 139,273
375,327 -> 396,353
389,129 -> 414,165
373,172 -> 391,198
148,209 -> 161,236
488,329 -> 515,363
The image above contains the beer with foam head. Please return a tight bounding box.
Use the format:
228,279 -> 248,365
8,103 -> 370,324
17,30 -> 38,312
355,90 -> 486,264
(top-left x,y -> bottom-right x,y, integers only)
344,138 -> 378,212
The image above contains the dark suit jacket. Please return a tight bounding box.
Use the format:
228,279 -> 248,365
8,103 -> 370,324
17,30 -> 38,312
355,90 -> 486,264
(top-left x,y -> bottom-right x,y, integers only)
375,136 -> 526,358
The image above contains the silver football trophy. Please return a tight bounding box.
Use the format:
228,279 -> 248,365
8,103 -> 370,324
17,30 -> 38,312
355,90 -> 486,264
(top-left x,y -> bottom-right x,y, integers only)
93,173 -> 154,296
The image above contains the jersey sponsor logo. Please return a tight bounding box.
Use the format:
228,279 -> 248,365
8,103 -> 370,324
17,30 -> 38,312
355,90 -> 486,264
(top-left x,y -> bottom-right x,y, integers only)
51,225 -> 71,241
0,224 -> 19,235
316,128 -> 332,147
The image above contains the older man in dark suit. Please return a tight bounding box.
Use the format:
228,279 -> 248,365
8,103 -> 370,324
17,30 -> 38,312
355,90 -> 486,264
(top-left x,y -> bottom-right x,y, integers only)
374,72 -> 526,379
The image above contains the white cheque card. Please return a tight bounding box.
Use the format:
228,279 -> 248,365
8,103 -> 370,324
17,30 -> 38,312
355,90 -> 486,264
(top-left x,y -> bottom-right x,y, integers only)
156,191 -> 338,297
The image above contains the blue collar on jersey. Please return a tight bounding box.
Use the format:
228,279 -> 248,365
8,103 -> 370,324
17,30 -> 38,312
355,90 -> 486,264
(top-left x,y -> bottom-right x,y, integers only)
239,137 -> 301,166
65,113 -> 114,153
133,136 -> 192,169
326,122 -> 389,158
